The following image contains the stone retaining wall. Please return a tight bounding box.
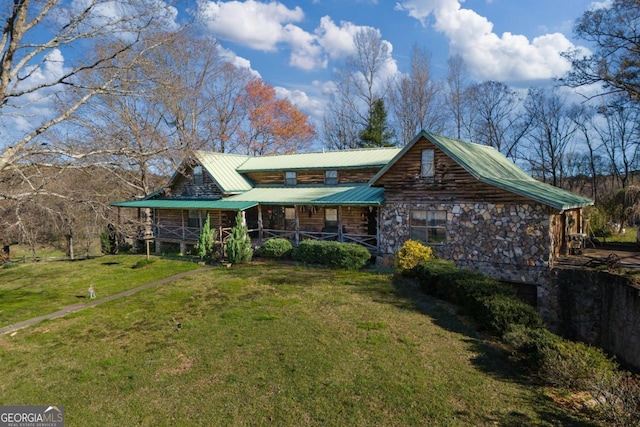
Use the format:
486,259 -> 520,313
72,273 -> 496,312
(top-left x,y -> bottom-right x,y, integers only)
549,268 -> 640,370
379,202 -> 552,286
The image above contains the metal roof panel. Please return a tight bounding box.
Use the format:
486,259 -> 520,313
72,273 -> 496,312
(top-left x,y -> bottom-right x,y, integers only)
225,185 -> 385,205
111,199 -> 258,210
237,148 -> 401,172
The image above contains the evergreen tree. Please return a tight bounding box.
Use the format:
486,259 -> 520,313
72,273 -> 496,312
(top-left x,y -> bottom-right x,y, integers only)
359,98 -> 396,147
226,212 -> 253,264
197,214 -> 214,260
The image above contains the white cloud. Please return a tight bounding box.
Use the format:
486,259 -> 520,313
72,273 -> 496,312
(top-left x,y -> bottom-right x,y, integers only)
217,46 -> 262,78
68,0 -> 179,38
283,24 -> 327,70
590,0 -> 613,10
315,16 -> 359,60
395,0 -> 580,82
275,86 -> 325,130
197,0 -> 305,51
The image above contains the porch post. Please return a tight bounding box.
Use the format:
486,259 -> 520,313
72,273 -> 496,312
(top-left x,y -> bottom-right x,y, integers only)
338,206 -> 343,242
376,206 -> 381,254
257,205 -> 263,244
181,210 -> 185,241
294,205 -> 300,246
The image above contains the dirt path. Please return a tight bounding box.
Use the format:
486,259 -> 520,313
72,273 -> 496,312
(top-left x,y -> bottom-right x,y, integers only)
0,267 -> 210,335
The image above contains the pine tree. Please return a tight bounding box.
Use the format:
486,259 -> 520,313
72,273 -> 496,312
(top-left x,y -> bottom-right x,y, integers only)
359,98 -> 396,148
197,214 -> 214,260
226,212 -> 253,264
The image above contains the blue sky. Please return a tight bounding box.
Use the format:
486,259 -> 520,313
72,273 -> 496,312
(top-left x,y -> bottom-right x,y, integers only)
191,0 -> 601,123
2,0 -> 607,144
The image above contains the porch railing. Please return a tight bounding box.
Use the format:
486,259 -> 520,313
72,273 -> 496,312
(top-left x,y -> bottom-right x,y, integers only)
153,225 -> 378,253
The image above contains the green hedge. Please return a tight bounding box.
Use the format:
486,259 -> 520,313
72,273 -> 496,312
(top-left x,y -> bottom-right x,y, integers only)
292,240 -> 371,270
409,259 -> 637,424
414,260 -> 514,309
255,238 -> 293,259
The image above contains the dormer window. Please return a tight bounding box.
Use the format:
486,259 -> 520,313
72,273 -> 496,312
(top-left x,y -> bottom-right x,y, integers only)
285,171 -> 297,186
193,165 -> 203,185
325,170 -> 338,185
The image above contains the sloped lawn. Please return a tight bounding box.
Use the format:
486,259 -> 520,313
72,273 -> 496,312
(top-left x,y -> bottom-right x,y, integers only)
0,255 -> 200,325
0,261 -> 596,426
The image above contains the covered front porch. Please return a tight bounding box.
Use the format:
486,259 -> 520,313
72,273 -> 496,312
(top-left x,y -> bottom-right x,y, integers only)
149,204 -> 379,254
112,184 -> 384,254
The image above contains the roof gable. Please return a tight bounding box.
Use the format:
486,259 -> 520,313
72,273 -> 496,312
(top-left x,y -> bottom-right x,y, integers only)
164,151 -> 253,196
372,131 -> 593,211
194,151 -> 253,193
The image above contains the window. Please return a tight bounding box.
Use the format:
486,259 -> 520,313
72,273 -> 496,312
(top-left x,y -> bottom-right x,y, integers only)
421,149 -> 434,179
410,210 -> 446,244
285,207 -> 296,220
188,210 -> 205,228
285,171 -> 297,186
325,170 -> 338,185
193,165 -> 203,185
325,208 -> 338,224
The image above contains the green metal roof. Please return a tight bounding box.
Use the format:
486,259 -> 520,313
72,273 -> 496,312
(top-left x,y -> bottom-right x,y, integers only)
194,151 -> 253,193
237,147 -> 401,172
111,199 -> 257,210
225,185 -> 385,206
372,130 -> 594,211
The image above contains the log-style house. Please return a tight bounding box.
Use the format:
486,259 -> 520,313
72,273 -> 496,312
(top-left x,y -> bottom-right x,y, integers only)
112,130 -> 593,286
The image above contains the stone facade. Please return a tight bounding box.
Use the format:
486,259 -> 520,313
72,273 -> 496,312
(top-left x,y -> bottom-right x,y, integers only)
379,202 -> 552,286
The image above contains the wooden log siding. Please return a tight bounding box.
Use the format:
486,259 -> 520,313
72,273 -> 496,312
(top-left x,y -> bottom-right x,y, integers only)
167,166 -> 224,199
375,139 -> 531,204
244,167 -> 382,186
154,209 -> 235,243
258,204 -> 376,245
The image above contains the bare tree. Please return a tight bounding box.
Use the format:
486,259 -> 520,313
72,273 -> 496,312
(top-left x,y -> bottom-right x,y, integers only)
323,28 -> 393,148
523,88 -> 579,187
0,0 -> 176,173
593,97 -> 640,189
389,44 -> 444,144
466,81 -> 527,160
563,0 -> 640,101
444,54 -> 471,140
571,104 -> 606,201
208,62 -> 256,153
323,77 -> 362,150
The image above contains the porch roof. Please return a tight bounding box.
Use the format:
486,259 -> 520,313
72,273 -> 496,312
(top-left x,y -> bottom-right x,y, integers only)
225,185 -> 385,206
110,199 -> 258,210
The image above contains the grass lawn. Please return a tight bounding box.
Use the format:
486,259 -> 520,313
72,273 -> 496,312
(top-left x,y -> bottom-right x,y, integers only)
0,260 -> 597,426
0,255 -> 200,326
608,226 -> 638,244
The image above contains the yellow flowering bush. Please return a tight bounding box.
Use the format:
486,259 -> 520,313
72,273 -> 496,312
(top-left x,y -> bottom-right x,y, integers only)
395,240 -> 435,272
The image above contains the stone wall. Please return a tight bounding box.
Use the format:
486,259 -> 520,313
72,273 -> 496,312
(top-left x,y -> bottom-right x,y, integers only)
379,202 -> 551,286
549,268 -> 640,370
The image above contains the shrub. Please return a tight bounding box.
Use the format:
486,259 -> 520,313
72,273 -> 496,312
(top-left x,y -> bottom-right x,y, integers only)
395,240 -> 435,273
226,212 -> 253,264
414,260 -> 513,305
2,261 -> 18,269
541,338 -> 619,391
503,325 -> 559,371
413,258 -> 459,295
292,240 -> 370,270
197,214 -> 218,260
100,224 -> 129,255
475,294 -> 544,336
255,238 -> 293,259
